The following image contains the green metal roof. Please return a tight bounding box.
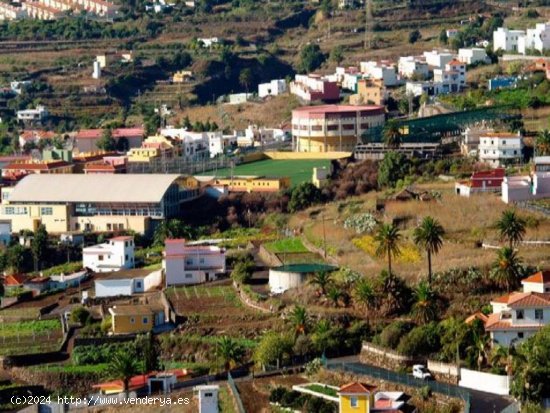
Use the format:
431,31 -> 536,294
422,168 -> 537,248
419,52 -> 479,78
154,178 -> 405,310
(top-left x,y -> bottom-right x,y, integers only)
272,263 -> 337,273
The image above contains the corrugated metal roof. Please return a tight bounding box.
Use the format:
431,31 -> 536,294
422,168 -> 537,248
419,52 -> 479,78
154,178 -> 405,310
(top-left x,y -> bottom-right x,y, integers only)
8,174 -> 183,203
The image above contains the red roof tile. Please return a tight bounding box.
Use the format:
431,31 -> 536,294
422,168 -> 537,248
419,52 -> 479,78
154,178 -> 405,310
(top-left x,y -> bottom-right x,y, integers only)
3,273 -> 26,286
522,270 -> 550,285
339,382 -> 377,394
4,161 -> 72,171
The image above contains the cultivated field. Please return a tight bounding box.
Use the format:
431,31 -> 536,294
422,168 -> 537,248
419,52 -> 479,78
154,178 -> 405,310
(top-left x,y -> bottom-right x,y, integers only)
166,282 -> 281,337
0,319 -> 63,356
198,158 -> 331,186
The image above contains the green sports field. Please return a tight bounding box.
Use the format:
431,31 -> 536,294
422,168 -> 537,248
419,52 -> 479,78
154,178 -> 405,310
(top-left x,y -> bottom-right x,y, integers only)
199,159 -> 331,186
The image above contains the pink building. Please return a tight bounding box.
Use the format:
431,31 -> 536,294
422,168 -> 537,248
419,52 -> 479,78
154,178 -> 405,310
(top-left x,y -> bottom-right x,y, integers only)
75,127 -> 144,152
289,74 -> 340,103
163,239 -> 226,286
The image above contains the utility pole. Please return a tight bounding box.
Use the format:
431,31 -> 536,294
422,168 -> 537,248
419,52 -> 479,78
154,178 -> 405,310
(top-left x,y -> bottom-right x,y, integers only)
364,0 -> 373,50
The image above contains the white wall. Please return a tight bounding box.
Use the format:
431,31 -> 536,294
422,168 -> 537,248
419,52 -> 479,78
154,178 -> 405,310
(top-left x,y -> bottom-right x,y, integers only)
144,269 -> 162,291
269,270 -> 307,293
95,279 -> 134,297
459,368 -> 511,395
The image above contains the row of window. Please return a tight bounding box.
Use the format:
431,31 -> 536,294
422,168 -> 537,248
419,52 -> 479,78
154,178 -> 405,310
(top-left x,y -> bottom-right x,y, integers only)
3,206 -> 28,215
516,309 -> 544,320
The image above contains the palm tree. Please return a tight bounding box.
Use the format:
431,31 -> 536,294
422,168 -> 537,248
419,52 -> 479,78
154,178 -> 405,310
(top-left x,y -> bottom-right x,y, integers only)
289,305 -> 309,335
327,286 -> 341,307
107,350 -> 141,397
535,129 -> 550,156
412,281 -> 438,324
490,344 -> 514,375
309,271 -> 333,295
374,223 -> 401,276
383,119 -> 402,149
354,278 -> 377,311
413,216 -> 445,285
467,330 -> 491,371
216,336 -> 245,371
495,209 -> 526,249
491,247 -> 523,292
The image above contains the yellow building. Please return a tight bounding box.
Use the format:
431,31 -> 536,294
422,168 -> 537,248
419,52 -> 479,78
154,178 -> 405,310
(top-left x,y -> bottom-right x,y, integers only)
127,147 -> 162,163
172,70 -> 193,83
128,135 -> 177,162
338,382 -> 377,413
211,176 -> 291,193
0,174 -> 199,234
108,304 -> 165,335
350,79 -> 387,106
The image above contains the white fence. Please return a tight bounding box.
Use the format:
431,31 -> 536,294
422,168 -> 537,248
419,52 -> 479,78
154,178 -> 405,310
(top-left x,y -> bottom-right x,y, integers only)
459,368 -> 511,395
427,360 -> 459,377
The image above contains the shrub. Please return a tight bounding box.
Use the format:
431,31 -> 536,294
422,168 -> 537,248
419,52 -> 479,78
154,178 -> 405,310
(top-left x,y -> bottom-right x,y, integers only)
269,386 -> 288,403
376,321 -> 414,349
418,385 -> 432,400
231,259 -> 255,284
70,306 -> 91,325
344,213 -> 378,234
397,322 -> 441,356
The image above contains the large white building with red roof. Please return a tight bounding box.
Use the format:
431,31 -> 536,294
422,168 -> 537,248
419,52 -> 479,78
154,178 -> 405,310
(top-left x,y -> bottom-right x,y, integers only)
471,270 -> 550,347
291,104 -> 385,153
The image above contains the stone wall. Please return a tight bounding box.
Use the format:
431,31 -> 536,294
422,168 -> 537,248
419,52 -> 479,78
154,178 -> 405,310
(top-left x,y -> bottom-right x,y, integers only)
360,343 -> 423,370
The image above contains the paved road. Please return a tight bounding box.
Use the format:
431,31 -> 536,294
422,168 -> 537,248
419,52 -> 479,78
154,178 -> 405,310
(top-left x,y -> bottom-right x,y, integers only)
326,358 -> 517,413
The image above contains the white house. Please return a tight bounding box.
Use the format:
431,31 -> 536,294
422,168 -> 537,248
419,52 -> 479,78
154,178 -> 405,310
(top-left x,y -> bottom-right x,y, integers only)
163,239 -> 226,286
49,270 -> 88,290
398,56 -> 429,79
493,27 -> 526,52
458,48 -> 489,65
433,59 -> 466,93
17,106 -> 48,122
198,37 -> 219,48
83,236 -> 135,273
423,50 -> 454,69
258,79 -> 286,98
208,132 -> 237,157
475,270 -> 550,347
94,268 -> 162,298
0,220 -> 11,247
405,80 -> 444,97
518,22 -> 550,55
159,128 -> 210,160
478,132 -> 523,167
359,61 -> 398,86
501,156 -> 550,203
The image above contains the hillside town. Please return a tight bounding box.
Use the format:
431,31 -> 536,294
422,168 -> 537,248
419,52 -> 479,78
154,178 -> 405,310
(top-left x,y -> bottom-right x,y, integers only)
0,1 -> 549,413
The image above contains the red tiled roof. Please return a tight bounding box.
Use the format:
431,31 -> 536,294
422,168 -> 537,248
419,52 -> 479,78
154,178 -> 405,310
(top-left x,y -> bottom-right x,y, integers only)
3,273 -> 26,286
93,368 -> 188,392
112,127 -> 144,138
472,168 -> 505,179
26,276 -> 51,284
20,130 -> 56,141
339,382 -> 377,394
491,292 -> 550,307
465,312 -> 488,324
481,132 -> 519,139
76,129 -> 102,140
485,312 -> 545,331
4,161 -> 72,171
522,270 -> 550,285
448,59 -> 464,66
110,236 -> 133,241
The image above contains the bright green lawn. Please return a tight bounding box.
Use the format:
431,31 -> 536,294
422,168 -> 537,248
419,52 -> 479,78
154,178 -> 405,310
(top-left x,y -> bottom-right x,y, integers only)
264,237 -> 308,253
199,159 -> 331,186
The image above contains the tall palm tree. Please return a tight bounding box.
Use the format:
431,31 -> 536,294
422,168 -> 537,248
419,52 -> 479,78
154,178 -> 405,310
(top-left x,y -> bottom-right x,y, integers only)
412,281 -> 438,324
536,129 -> 550,156
490,344 -> 514,375
413,216 -> 445,285
309,271 -> 333,295
216,336 -> 245,371
289,305 -> 309,335
491,247 -> 523,292
107,350 -> 141,397
383,119 -> 402,149
496,209 -> 526,249
374,223 -> 401,276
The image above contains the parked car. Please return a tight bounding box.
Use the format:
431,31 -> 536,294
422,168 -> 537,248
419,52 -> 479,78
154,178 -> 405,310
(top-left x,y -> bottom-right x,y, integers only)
412,365 -> 433,380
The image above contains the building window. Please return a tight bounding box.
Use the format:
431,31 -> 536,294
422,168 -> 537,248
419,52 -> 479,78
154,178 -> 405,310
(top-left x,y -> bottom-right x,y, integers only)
200,258 -> 205,264
350,396 -> 358,408
98,255 -> 104,261
205,393 -> 213,398
40,207 -> 53,215
130,317 -> 135,324
185,273 -> 193,278
143,317 -> 148,324
136,281 -> 142,289
125,254 -> 128,260
517,309 -> 524,319
311,125 -> 322,131
327,125 -> 338,131
535,309 -> 544,320
518,332 -> 524,339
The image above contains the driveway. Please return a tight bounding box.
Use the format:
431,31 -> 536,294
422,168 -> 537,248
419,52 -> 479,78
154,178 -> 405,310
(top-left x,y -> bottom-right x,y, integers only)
326,358 -> 517,413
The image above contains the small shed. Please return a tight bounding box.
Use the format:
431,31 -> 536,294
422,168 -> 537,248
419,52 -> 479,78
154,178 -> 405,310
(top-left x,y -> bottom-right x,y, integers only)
269,263 -> 337,294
